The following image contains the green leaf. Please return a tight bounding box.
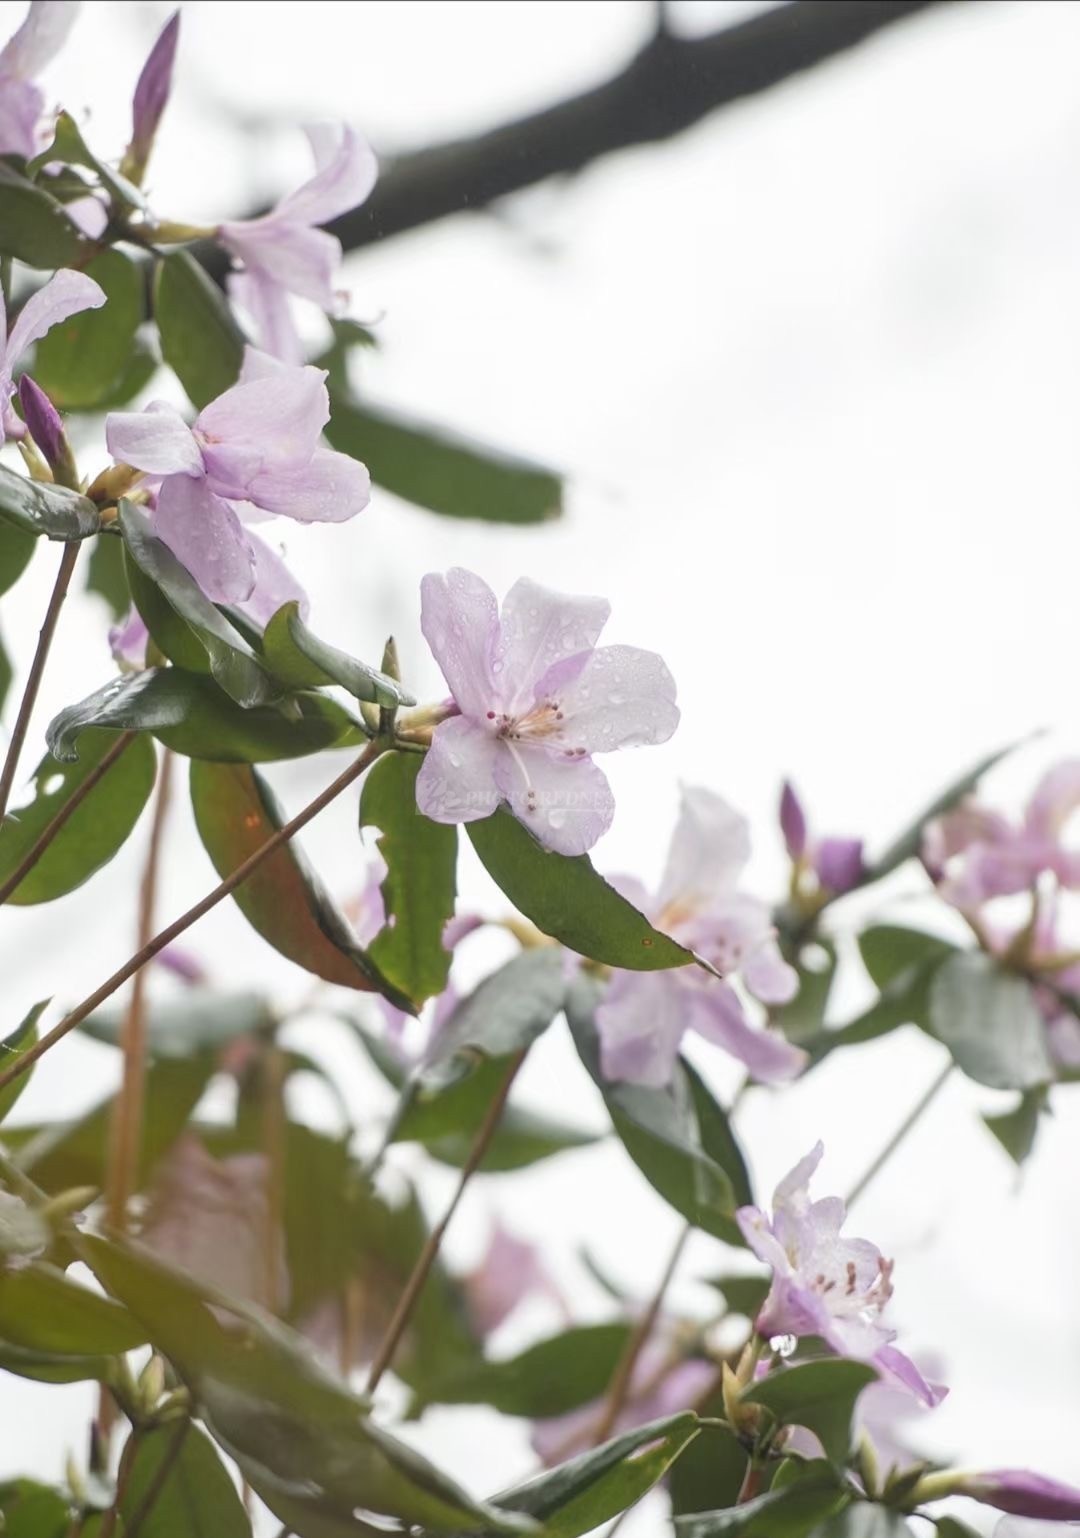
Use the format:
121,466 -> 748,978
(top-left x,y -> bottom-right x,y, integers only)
0,1262 -> 145,1356
86,530 -> 130,617
928,952 -> 1054,1090
858,927 -> 957,992
866,741 -> 1020,883
0,519 -> 35,596
79,1235 -> 534,1534
154,251 -> 244,409
324,390 -> 563,524
0,163 -> 95,267
46,669 -> 360,764
359,754 -> 457,1006
117,1424 -> 252,1538
262,601 -> 414,708
190,760 -> 409,1005
809,946 -> 952,1067
0,1001 -> 45,1124
0,729 -> 156,904
468,809 -> 691,971
702,1273 -> 769,1320
0,1341 -> 122,1385
983,1086 -> 1048,1165
120,502 -> 278,708
34,250 -> 143,407
0,628 -> 9,715
567,976 -> 747,1241
0,464 -> 100,541
774,941 -> 838,1043
932,1521 -> 983,1538
490,1412 -> 700,1537
29,111 -> 144,212
744,1359 -> 879,1465
668,1411 -> 747,1520
417,948 -> 567,1092
0,1479 -> 71,1538
810,1506 -> 914,1538
425,1323 -> 631,1416
83,329 -> 159,411
676,1467 -> 848,1538
81,990 -> 273,1059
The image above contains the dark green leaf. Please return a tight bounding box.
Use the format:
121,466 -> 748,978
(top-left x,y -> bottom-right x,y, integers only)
668,1410 -> 747,1519
468,809 -> 691,971
0,464 -> 100,541
0,163 -> 95,267
46,669 -> 360,764
0,1340 -> 121,1384
0,518 -> 35,595
567,977 -> 745,1242
0,628 -> 9,714
0,1001 -> 45,1124
744,1359 -> 878,1465
262,601 -> 413,708
418,948 -> 567,1092
190,760 -> 409,1005
983,1086 -> 1048,1165
120,501 -> 278,707
808,950 -> 950,1067
928,952 -> 1053,1090
34,250 -> 143,407
676,1467 -> 847,1538
0,1262 -> 145,1356
82,328 -> 159,411
774,941 -> 838,1044
154,251 -> 244,409
867,741 -> 1020,882
81,990 -> 273,1059
932,1521 -> 982,1538
425,1323 -> 631,1416
0,729 -> 156,904
702,1273 -> 769,1321
810,1506 -> 913,1538
0,1479 -> 71,1538
86,530 -> 129,617
29,111 -> 144,212
118,1424 -> 252,1538
490,1412 -> 700,1537
858,928 -> 957,993
325,391 -> 563,525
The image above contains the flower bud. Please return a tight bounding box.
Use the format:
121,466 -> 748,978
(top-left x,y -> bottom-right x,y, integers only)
813,836 -> 865,895
779,780 -> 807,862
137,1354 -> 166,1413
18,376 -> 78,488
123,11 -> 180,186
958,1470 -> 1080,1521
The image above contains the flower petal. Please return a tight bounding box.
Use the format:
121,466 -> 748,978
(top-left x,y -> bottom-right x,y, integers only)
534,644 -> 679,757
0,0 -> 79,78
1026,759 -> 1080,841
6,269 -> 106,365
595,970 -> 685,1088
742,937 -> 799,1005
493,744 -> 614,856
0,77 -> 43,158
196,363 -> 330,491
813,836 -> 864,894
228,271 -> 305,366
278,122 -> 378,226
415,716 -> 500,826
773,1142 -> 826,1211
496,576 -> 609,714
687,983 -> 806,1083
235,528 -> 310,628
106,401 -> 202,477
248,445 -> 370,524
153,476 -> 255,604
658,786 -> 751,912
220,219 -> 342,310
420,568 -> 499,720
873,1344 -> 948,1408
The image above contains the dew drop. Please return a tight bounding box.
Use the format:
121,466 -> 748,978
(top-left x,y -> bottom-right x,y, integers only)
608,692 -> 625,705
547,808 -> 567,830
448,752 -> 462,769
769,1333 -> 797,1359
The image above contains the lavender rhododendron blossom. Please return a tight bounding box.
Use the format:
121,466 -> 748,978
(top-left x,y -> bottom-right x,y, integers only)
736,1143 -> 946,1407
0,0 -> 78,158
596,787 -> 805,1087
1,269 -> 104,445
463,1221 -> 561,1338
220,123 -> 378,363
416,569 -> 679,856
781,779 -> 864,895
105,346 -> 369,603
958,1472 -> 1080,1522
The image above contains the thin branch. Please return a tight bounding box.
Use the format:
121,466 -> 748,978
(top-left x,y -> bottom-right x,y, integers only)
198,1 -> 946,279
0,731 -> 135,906
0,738 -> 387,1097
365,1051 -> 525,1392
0,542 -> 80,821
845,1060 -> 953,1209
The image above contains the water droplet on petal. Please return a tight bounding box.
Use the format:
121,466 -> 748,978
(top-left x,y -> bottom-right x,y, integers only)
548,808 -> 566,830
769,1333 -> 797,1359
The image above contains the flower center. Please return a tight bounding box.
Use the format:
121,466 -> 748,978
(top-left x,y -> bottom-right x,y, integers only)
486,701 -> 587,756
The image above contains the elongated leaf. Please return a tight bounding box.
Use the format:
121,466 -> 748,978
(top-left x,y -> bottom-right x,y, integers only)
701,1273 -> 769,1321
358,752 -> 457,1007
155,251 -> 244,409
418,948 -> 567,1092
0,1262 -> 145,1356
744,1359 -> 878,1465
811,1507 -> 914,1538
426,1323 -> 631,1417
80,1236 -> 533,1534
117,1424 -> 251,1538
0,629 -> 9,714
34,250 -> 143,407
0,1479 -> 71,1538
468,809 -> 691,971
121,502 -> 278,707
190,760 -> 409,1005
325,391 -> 563,524
0,163 -> 94,267
983,1085 -> 1048,1165
0,519 -> 35,595
29,111 -> 144,210
928,952 -> 1053,1090
47,669 -> 360,764
0,465 -> 99,541
0,729 -> 156,904
263,601 -> 413,708
567,977 -> 746,1241
668,1411 -> 747,1519
83,990 -> 272,1060
491,1413 -> 700,1537
866,741 -> 1020,882
808,950 -> 949,1067
0,1341 -> 122,1385
0,1002 -> 45,1124
774,940 -> 838,1043
676,1471 -> 847,1537
858,927 -> 957,992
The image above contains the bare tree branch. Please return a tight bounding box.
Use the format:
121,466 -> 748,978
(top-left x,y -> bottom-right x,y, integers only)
199,0 -> 948,281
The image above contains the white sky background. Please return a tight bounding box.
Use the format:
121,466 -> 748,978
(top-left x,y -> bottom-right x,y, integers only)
2,0 -> 1080,1529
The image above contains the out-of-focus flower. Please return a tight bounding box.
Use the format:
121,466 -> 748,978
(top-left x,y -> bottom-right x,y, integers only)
0,1190 -> 49,1269
462,1220 -> 562,1338
956,1472 -> 1080,1522
781,779 -> 864,897
596,787 -> 804,1087
994,1521 -> 1080,1537
124,10 -> 179,184
0,1 -> 79,158
109,608 -> 150,672
856,1349 -> 946,1473
736,1143 -> 945,1407
416,569 -> 679,856
220,123 -> 378,364
1,270 -> 105,445
105,346 -> 368,603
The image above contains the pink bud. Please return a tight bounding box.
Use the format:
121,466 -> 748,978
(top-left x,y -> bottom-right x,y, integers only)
18,375 -> 65,468
779,780 -> 807,861
813,836 -> 865,894
961,1469 -> 1080,1521
129,11 -> 180,178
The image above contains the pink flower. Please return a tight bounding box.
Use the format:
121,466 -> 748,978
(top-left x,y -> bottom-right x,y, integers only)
596,787 -> 805,1087
105,346 -> 369,603
0,1 -> 78,158
127,11 -> 179,182
221,123 -> 378,363
416,569 -> 679,856
1,268 -> 105,443
957,1471 -> 1080,1522
736,1143 -> 946,1408
462,1221 -> 562,1338
780,780 -> 864,895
